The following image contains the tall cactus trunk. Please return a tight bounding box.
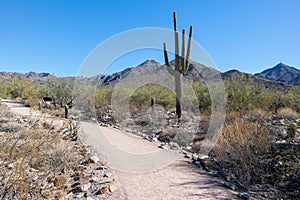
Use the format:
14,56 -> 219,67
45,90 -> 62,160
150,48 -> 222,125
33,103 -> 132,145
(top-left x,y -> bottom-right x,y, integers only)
175,73 -> 183,120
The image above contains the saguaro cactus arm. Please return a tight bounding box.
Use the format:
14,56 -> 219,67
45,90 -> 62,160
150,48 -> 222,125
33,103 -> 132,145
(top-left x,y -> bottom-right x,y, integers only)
179,28 -> 186,73
164,42 -> 175,76
184,25 -> 193,72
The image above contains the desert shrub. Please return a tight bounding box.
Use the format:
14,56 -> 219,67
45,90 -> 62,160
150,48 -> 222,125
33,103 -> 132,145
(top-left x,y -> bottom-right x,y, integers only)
191,81 -> 211,113
6,78 -> 39,101
0,110 -> 83,199
0,104 -> 13,118
129,84 -> 175,111
0,80 -> 8,99
95,86 -> 113,111
42,77 -> 75,108
210,113 -> 300,198
212,117 -> 271,187
289,86 -> 300,112
225,79 -> 265,112
223,77 -> 300,114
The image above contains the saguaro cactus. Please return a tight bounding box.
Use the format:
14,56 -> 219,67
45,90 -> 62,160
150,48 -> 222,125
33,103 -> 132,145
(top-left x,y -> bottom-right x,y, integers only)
163,12 -> 193,122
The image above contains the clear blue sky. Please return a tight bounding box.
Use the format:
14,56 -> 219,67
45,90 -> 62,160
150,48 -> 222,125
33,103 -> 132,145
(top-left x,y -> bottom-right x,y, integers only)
0,0 -> 299,76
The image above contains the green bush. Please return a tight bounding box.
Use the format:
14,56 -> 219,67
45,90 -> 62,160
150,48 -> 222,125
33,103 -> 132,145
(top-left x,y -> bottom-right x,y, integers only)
0,80 -> 8,99
129,84 -> 175,111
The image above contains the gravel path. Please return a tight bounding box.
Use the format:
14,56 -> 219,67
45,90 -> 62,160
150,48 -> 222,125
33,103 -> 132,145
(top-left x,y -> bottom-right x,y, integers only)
81,122 -> 237,200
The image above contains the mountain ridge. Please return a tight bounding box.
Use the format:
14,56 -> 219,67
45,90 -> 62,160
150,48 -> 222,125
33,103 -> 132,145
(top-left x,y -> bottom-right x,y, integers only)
1,61 -> 298,91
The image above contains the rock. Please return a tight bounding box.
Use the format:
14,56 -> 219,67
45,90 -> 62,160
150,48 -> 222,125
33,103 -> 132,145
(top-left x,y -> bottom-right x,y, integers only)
65,192 -> 74,200
89,156 -> 99,163
199,155 -> 209,160
29,168 -> 39,172
279,119 -> 285,125
159,143 -> 170,150
237,192 -> 250,199
100,161 -> 108,166
184,153 -> 192,159
95,165 -> 108,170
0,117 -> 10,123
170,142 -> 180,150
54,190 -> 64,199
104,172 -> 112,178
91,175 -> 101,182
112,125 -> 119,129
42,182 -> 54,190
61,128 -> 70,133
79,181 -> 91,192
0,123 -> 21,132
109,184 -> 117,192
152,137 -> 158,142
192,153 -> 199,160
75,193 -> 85,199
99,186 -> 110,194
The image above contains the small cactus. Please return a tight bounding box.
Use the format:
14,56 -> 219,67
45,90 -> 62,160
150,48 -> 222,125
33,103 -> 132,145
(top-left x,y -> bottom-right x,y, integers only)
163,12 -> 193,122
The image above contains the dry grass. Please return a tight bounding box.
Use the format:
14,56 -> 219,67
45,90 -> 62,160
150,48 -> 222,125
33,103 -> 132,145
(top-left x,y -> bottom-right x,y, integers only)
206,110 -> 300,198
277,107 -> 299,119
0,104 -> 83,199
248,108 -> 270,120
212,116 -> 271,187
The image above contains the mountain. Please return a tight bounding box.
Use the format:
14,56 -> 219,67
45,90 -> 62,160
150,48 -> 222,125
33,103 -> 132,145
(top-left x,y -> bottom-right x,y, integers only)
97,60 -> 291,91
255,63 -> 300,85
222,69 -> 290,91
98,60 -> 162,86
0,71 -> 53,84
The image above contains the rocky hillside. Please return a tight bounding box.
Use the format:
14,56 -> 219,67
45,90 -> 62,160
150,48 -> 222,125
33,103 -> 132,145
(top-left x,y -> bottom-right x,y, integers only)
255,63 -> 300,85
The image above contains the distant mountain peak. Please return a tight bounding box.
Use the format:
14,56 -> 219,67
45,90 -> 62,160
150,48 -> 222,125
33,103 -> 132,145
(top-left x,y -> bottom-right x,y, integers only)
255,63 -> 300,85
138,59 -> 161,67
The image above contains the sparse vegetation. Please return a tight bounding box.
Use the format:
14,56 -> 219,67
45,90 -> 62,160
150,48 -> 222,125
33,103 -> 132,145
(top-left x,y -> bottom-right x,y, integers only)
206,111 -> 300,199
0,104 -> 76,198
0,103 -> 113,199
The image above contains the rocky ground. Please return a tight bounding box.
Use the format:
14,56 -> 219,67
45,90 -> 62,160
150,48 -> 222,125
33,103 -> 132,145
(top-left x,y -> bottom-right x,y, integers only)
0,102 -> 117,199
